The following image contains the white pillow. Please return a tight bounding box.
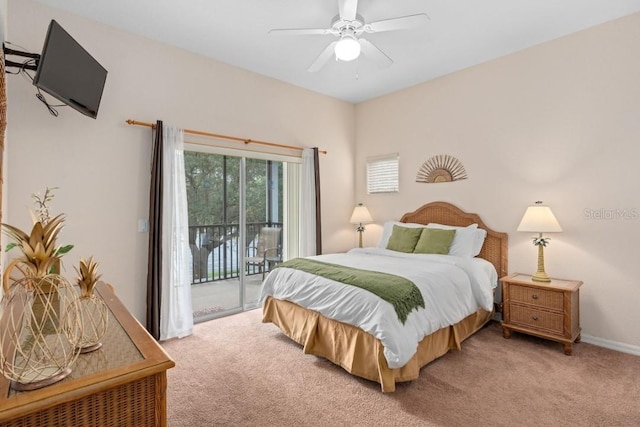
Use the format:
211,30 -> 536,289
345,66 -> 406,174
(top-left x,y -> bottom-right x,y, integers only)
377,221 -> 426,248
426,223 -> 486,257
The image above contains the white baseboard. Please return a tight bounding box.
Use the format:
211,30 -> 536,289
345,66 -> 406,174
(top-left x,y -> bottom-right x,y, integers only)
581,334 -> 640,356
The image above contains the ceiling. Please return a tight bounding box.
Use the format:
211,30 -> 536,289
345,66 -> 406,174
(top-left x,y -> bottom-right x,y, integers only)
36,0 -> 640,104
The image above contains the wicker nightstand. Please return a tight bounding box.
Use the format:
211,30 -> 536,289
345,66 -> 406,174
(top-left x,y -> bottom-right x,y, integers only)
500,273 -> 582,355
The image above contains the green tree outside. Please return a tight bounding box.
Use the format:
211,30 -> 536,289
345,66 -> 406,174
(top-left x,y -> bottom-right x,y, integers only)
183,151 -> 283,281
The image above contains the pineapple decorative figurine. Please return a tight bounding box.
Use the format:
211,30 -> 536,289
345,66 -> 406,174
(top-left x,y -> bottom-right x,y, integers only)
0,189 -> 81,390
66,257 -> 108,353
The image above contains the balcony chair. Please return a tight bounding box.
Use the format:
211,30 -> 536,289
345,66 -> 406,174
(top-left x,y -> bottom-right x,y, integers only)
246,227 -> 282,280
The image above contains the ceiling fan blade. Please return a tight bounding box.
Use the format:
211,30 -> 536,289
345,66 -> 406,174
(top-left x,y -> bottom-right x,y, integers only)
359,39 -> 393,69
307,41 -> 339,72
364,13 -> 429,33
269,28 -> 335,36
338,0 -> 358,21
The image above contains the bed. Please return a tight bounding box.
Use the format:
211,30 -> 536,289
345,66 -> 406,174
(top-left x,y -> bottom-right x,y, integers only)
260,201 -> 508,392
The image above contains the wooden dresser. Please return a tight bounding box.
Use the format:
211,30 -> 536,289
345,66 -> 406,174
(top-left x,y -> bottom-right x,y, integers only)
0,282 -> 175,426
500,273 -> 582,355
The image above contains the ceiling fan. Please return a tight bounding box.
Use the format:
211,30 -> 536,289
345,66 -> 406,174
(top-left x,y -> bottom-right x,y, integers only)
269,0 -> 429,72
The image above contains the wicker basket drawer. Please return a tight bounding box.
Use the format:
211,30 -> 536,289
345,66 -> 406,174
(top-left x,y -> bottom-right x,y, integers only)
509,304 -> 564,334
509,285 -> 563,310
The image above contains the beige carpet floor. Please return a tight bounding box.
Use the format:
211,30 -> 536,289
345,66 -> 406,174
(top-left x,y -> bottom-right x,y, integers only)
161,309 -> 640,427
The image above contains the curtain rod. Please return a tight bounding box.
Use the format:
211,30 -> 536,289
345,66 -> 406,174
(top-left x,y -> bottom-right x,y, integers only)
125,119 -> 327,154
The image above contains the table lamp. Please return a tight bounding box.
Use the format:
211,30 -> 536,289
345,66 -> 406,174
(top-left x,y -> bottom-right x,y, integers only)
517,201 -> 563,282
350,203 -> 373,248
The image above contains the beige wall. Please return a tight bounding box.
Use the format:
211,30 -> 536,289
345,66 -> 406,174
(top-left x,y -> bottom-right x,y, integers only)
5,0 -> 355,322
355,13 -> 640,352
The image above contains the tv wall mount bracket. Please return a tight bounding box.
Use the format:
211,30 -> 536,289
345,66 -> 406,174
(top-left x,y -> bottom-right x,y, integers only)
4,45 -> 40,72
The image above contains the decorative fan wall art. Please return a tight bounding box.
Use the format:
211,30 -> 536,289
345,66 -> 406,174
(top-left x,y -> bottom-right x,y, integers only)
416,154 -> 467,183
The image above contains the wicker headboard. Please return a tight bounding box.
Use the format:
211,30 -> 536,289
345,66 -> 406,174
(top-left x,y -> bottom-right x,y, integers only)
400,201 -> 508,278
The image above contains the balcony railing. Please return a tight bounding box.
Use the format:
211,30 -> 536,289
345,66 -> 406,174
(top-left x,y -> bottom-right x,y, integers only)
188,222 -> 282,284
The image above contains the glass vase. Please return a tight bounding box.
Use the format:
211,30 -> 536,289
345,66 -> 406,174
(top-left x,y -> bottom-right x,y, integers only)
0,274 -> 82,391
66,293 -> 108,353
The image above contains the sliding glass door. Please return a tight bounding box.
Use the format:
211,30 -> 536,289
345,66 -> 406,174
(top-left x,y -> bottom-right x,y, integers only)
244,158 -> 283,307
184,148 -> 286,322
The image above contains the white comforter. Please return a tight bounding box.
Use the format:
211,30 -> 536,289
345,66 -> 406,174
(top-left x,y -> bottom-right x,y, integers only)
259,247 -> 498,369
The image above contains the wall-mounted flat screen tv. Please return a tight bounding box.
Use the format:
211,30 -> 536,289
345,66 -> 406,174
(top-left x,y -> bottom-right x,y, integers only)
33,20 -> 107,119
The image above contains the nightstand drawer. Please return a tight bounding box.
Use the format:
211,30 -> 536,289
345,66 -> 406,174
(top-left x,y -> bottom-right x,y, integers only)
509,284 -> 563,310
510,304 -> 563,334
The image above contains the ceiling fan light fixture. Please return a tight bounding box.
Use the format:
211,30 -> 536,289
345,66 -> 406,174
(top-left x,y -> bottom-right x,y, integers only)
335,34 -> 361,61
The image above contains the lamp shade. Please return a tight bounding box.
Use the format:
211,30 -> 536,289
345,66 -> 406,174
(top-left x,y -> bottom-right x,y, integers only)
350,204 -> 373,224
517,204 -> 562,233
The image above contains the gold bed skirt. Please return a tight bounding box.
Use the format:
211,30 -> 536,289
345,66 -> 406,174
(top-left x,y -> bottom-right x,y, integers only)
262,296 -> 492,392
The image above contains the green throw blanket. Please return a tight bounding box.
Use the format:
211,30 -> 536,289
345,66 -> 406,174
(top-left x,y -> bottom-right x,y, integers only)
278,258 -> 425,324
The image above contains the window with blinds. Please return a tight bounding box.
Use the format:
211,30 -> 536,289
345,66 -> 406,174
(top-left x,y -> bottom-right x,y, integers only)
366,153 -> 399,194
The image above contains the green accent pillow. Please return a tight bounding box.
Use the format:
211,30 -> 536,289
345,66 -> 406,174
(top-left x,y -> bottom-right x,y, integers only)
386,225 -> 424,253
414,228 -> 457,255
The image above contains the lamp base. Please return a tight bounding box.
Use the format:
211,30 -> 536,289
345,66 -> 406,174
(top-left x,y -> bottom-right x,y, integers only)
531,271 -> 551,282
532,242 -> 551,282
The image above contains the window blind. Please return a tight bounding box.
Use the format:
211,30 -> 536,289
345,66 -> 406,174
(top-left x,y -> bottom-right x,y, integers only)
366,153 -> 399,194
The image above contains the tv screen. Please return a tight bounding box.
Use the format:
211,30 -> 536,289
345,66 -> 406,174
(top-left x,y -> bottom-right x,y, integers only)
33,20 -> 107,119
